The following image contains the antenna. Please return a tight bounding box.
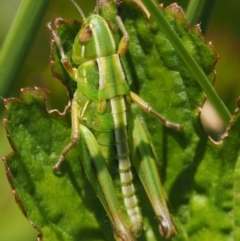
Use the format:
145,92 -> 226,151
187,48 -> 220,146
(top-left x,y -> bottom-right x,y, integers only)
93,0 -> 100,14
69,0 -> 85,20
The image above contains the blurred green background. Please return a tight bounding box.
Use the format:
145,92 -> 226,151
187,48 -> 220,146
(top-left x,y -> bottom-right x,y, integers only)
0,0 -> 239,240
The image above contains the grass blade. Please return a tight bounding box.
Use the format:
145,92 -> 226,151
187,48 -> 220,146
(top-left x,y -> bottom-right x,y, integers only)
0,0 -> 49,100
186,0 -> 219,34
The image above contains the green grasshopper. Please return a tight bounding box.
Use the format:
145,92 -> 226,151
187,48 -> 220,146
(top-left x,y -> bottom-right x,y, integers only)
47,0 -> 182,240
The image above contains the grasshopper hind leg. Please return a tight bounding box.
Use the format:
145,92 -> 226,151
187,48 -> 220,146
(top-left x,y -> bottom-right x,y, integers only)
132,118 -> 178,239
80,125 -> 136,241
130,91 -> 183,131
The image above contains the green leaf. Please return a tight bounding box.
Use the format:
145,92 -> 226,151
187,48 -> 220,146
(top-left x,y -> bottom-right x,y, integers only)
3,0 -> 240,241
3,88 -> 112,241
140,0 -> 231,125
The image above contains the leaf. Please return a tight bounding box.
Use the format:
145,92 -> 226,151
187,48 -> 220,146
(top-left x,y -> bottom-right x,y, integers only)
3,0 -> 240,241
115,1 -> 240,240
3,88 -> 113,241
184,106 -> 240,241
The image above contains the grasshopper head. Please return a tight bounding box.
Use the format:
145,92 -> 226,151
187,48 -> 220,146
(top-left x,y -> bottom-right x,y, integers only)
72,14 -> 117,64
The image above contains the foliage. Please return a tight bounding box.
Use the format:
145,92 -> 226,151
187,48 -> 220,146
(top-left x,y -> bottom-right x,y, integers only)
3,0 -> 240,240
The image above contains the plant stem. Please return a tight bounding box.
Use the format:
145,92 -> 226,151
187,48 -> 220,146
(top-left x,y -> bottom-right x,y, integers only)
140,0 -> 231,125
0,0 -> 49,100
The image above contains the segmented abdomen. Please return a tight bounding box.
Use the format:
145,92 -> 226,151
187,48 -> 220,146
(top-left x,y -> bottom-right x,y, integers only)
79,54 -> 142,236
88,95 -> 142,235
110,96 -> 142,235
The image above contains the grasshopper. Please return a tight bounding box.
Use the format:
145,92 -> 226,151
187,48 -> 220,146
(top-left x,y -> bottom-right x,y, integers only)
47,0 -> 182,240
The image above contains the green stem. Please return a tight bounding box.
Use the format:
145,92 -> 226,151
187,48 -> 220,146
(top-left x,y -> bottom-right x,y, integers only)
0,0 -> 49,99
186,0 -> 219,34
140,0 -> 231,125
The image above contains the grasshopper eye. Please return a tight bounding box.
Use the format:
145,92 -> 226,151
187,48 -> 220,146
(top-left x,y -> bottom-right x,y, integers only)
78,25 -> 92,44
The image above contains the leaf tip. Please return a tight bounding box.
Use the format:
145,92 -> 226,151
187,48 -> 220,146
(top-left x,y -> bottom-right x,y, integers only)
193,23 -> 202,35
220,97 -> 240,141
54,17 -> 65,26
158,3 -> 164,9
2,118 -> 7,125
2,154 -> 14,188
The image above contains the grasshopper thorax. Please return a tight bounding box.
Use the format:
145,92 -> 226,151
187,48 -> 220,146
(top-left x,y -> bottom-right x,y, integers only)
72,14 -> 117,65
